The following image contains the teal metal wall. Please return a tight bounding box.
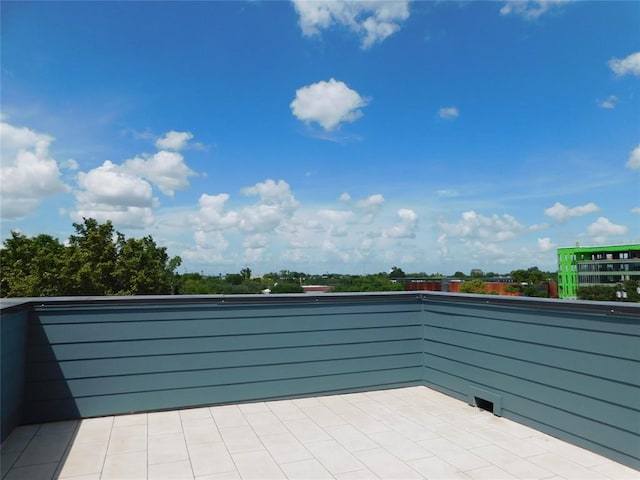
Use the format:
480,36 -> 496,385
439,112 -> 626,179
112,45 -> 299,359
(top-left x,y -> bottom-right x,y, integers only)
0,306 -> 29,442
22,296 -> 424,424
421,296 -> 640,469
1,293 -> 638,469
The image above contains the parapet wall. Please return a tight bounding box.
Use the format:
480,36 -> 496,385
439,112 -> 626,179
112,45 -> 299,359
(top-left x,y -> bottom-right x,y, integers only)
1,293 -> 638,468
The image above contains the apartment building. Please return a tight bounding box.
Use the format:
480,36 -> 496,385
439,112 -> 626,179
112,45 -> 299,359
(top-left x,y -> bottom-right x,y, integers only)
557,243 -> 640,299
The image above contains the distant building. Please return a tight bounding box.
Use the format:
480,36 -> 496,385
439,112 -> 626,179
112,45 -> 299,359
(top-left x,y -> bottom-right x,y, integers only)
302,285 -> 332,294
557,244 -> 640,299
400,276 -> 556,297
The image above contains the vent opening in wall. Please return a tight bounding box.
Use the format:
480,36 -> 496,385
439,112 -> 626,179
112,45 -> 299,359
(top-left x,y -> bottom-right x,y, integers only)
468,386 -> 502,416
474,397 -> 494,414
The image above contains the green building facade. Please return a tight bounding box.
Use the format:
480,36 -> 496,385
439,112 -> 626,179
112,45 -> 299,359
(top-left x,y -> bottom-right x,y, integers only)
557,244 -> 640,299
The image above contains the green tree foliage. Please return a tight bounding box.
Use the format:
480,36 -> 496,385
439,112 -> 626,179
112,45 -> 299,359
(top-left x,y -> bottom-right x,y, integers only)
577,281 -> 640,302
389,266 -> 406,278
0,232 -> 68,297
510,267 -> 554,297
577,285 -> 616,302
458,279 -> 488,294
332,273 -> 404,292
1,218 -> 181,297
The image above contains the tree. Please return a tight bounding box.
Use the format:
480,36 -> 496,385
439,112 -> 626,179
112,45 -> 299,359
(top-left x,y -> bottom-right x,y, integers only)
240,267 -> 252,281
458,279 -> 488,294
0,232 -> 68,297
64,218 -> 119,295
389,266 -> 406,279
1,218 -> 181,297
113,234 -> 182,295
332,273 -> 404,292
577,285 -> 616,302
510,267 -> 549,297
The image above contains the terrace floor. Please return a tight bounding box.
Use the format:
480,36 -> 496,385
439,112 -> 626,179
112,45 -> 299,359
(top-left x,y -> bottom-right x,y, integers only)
1,386 -> 638,480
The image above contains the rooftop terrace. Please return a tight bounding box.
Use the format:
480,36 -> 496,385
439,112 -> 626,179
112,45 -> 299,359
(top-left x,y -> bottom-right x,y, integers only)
3,386 -> 639,480
1,292 -> 638,479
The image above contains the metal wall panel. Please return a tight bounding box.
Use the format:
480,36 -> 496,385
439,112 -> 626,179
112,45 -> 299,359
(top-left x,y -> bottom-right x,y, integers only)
21,298 -> 424,425
421,298 -> 640,469
0,307 -> 29,441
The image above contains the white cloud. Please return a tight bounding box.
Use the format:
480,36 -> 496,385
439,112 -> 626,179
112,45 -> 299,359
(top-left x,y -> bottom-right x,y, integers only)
500,0 -> 569,20
73,160 -> 156,228
155,130 -> 194,151
238,179 -> 299,234
292,0 -> 410,49
626,145 -> 640,170
196,193 -> 239,230
339,192 -> 351,202
544,202 -> 600,222
537,237 -> 556,252
291,78 -> 368,131
438,211 -> 524,242
598,95 -> 618,109
70,131 -> 199,228
71,205 -> 154,229
194,230 -> 229,251
76,161 -> 155,208
0,121 -> 69,219
631,207 -> 640,215
385,208 -> 418,239
125,150 -> 196,197
438,107 -> 459,120
586,217 -> 628,243
608,51 -> 640,77
356,193 -> 385,223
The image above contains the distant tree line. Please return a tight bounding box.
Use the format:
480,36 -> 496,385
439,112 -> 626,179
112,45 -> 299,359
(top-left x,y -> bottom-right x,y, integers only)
2,219 -> 636,301
577,282 -> 640,302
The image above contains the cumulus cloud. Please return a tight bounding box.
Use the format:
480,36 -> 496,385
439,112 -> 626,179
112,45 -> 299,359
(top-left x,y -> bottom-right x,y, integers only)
598,95 -> 618,109
385,208 -> 418,239
155,130 -> 194,151
292,0 -> 410,49
537,237 -> 556,252
608,52 -> 640,77
125,150 -> 196,196
71,130 -> 198,227
438,107 -> 459,120
587,217 -> 628,243
544,202 -> 600,222
237,179 -> 299,234
339,192 -> 351,202
626,145 -> 640,170
356,193 -> 385,223
0,121 -> 69,219
439,211 -> 524,242
76,161 -> 155,208
631,207 -> 640,215
500,0 -> 569,20
73,161 -> 156,228
196,193 -> 239,230
291,78 -> 368,131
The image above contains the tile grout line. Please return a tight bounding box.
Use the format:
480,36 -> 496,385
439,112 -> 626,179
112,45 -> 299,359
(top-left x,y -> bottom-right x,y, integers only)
51,420 -> 81,480
178,410 -> 197,480
237,402 -> 291,478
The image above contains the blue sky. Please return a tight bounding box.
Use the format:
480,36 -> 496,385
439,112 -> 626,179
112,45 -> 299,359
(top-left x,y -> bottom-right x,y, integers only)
1,1 -> 639,276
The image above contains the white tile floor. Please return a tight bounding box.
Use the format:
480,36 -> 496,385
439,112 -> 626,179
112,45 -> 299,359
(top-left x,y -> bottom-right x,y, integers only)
1,386 -> 638,480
